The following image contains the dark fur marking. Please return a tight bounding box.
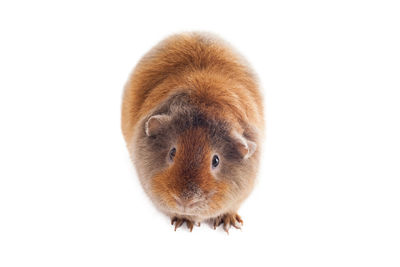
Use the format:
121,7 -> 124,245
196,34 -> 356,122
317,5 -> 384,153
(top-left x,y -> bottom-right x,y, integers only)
144,93 -> 252,163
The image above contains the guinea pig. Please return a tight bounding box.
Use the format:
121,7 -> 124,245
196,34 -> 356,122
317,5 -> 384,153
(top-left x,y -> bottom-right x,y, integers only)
121,32 -> 264,232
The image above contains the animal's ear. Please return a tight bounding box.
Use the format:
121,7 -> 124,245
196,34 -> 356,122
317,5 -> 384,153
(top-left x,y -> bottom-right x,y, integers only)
145,114 -> 171,136
231,131 -> 257,159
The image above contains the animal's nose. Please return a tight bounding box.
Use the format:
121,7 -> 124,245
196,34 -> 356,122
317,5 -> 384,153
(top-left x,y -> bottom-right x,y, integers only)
173,195 -> 202,209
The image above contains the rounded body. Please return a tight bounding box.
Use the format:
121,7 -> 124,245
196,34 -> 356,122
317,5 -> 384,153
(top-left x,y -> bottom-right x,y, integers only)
121,32 -> 264,228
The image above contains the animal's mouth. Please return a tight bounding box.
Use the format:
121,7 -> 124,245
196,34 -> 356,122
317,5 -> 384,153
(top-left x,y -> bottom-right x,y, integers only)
181,205 -> 200,214
171,191 -> 217,215
159,190 -> 218,217
174,199 -> 208,215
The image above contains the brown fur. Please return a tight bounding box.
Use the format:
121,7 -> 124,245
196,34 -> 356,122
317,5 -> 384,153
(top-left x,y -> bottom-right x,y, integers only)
121,32 -> 264,227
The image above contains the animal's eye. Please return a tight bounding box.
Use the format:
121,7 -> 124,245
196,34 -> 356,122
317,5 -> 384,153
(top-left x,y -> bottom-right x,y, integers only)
212,155 -> 219,168
169,147 -> 176,161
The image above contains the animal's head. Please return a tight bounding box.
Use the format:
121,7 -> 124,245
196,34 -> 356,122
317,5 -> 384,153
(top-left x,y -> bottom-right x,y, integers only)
133,94 -> 259,220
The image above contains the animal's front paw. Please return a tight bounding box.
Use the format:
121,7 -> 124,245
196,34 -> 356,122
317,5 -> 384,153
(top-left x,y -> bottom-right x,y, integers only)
212,213 -> 243,233
170,217 -> 199,232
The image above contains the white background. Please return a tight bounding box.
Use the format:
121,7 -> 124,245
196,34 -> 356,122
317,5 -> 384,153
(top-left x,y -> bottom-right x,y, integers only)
0,0 -> 399,266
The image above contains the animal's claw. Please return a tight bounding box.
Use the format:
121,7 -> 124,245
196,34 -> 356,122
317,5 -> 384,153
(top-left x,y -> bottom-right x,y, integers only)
170,217 -> 197,232
212,213 -> 243,234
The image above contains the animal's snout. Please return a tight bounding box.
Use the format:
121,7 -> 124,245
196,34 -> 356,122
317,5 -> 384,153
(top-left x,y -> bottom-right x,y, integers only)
175,197 -> 202,208
172,194 -> 204,212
